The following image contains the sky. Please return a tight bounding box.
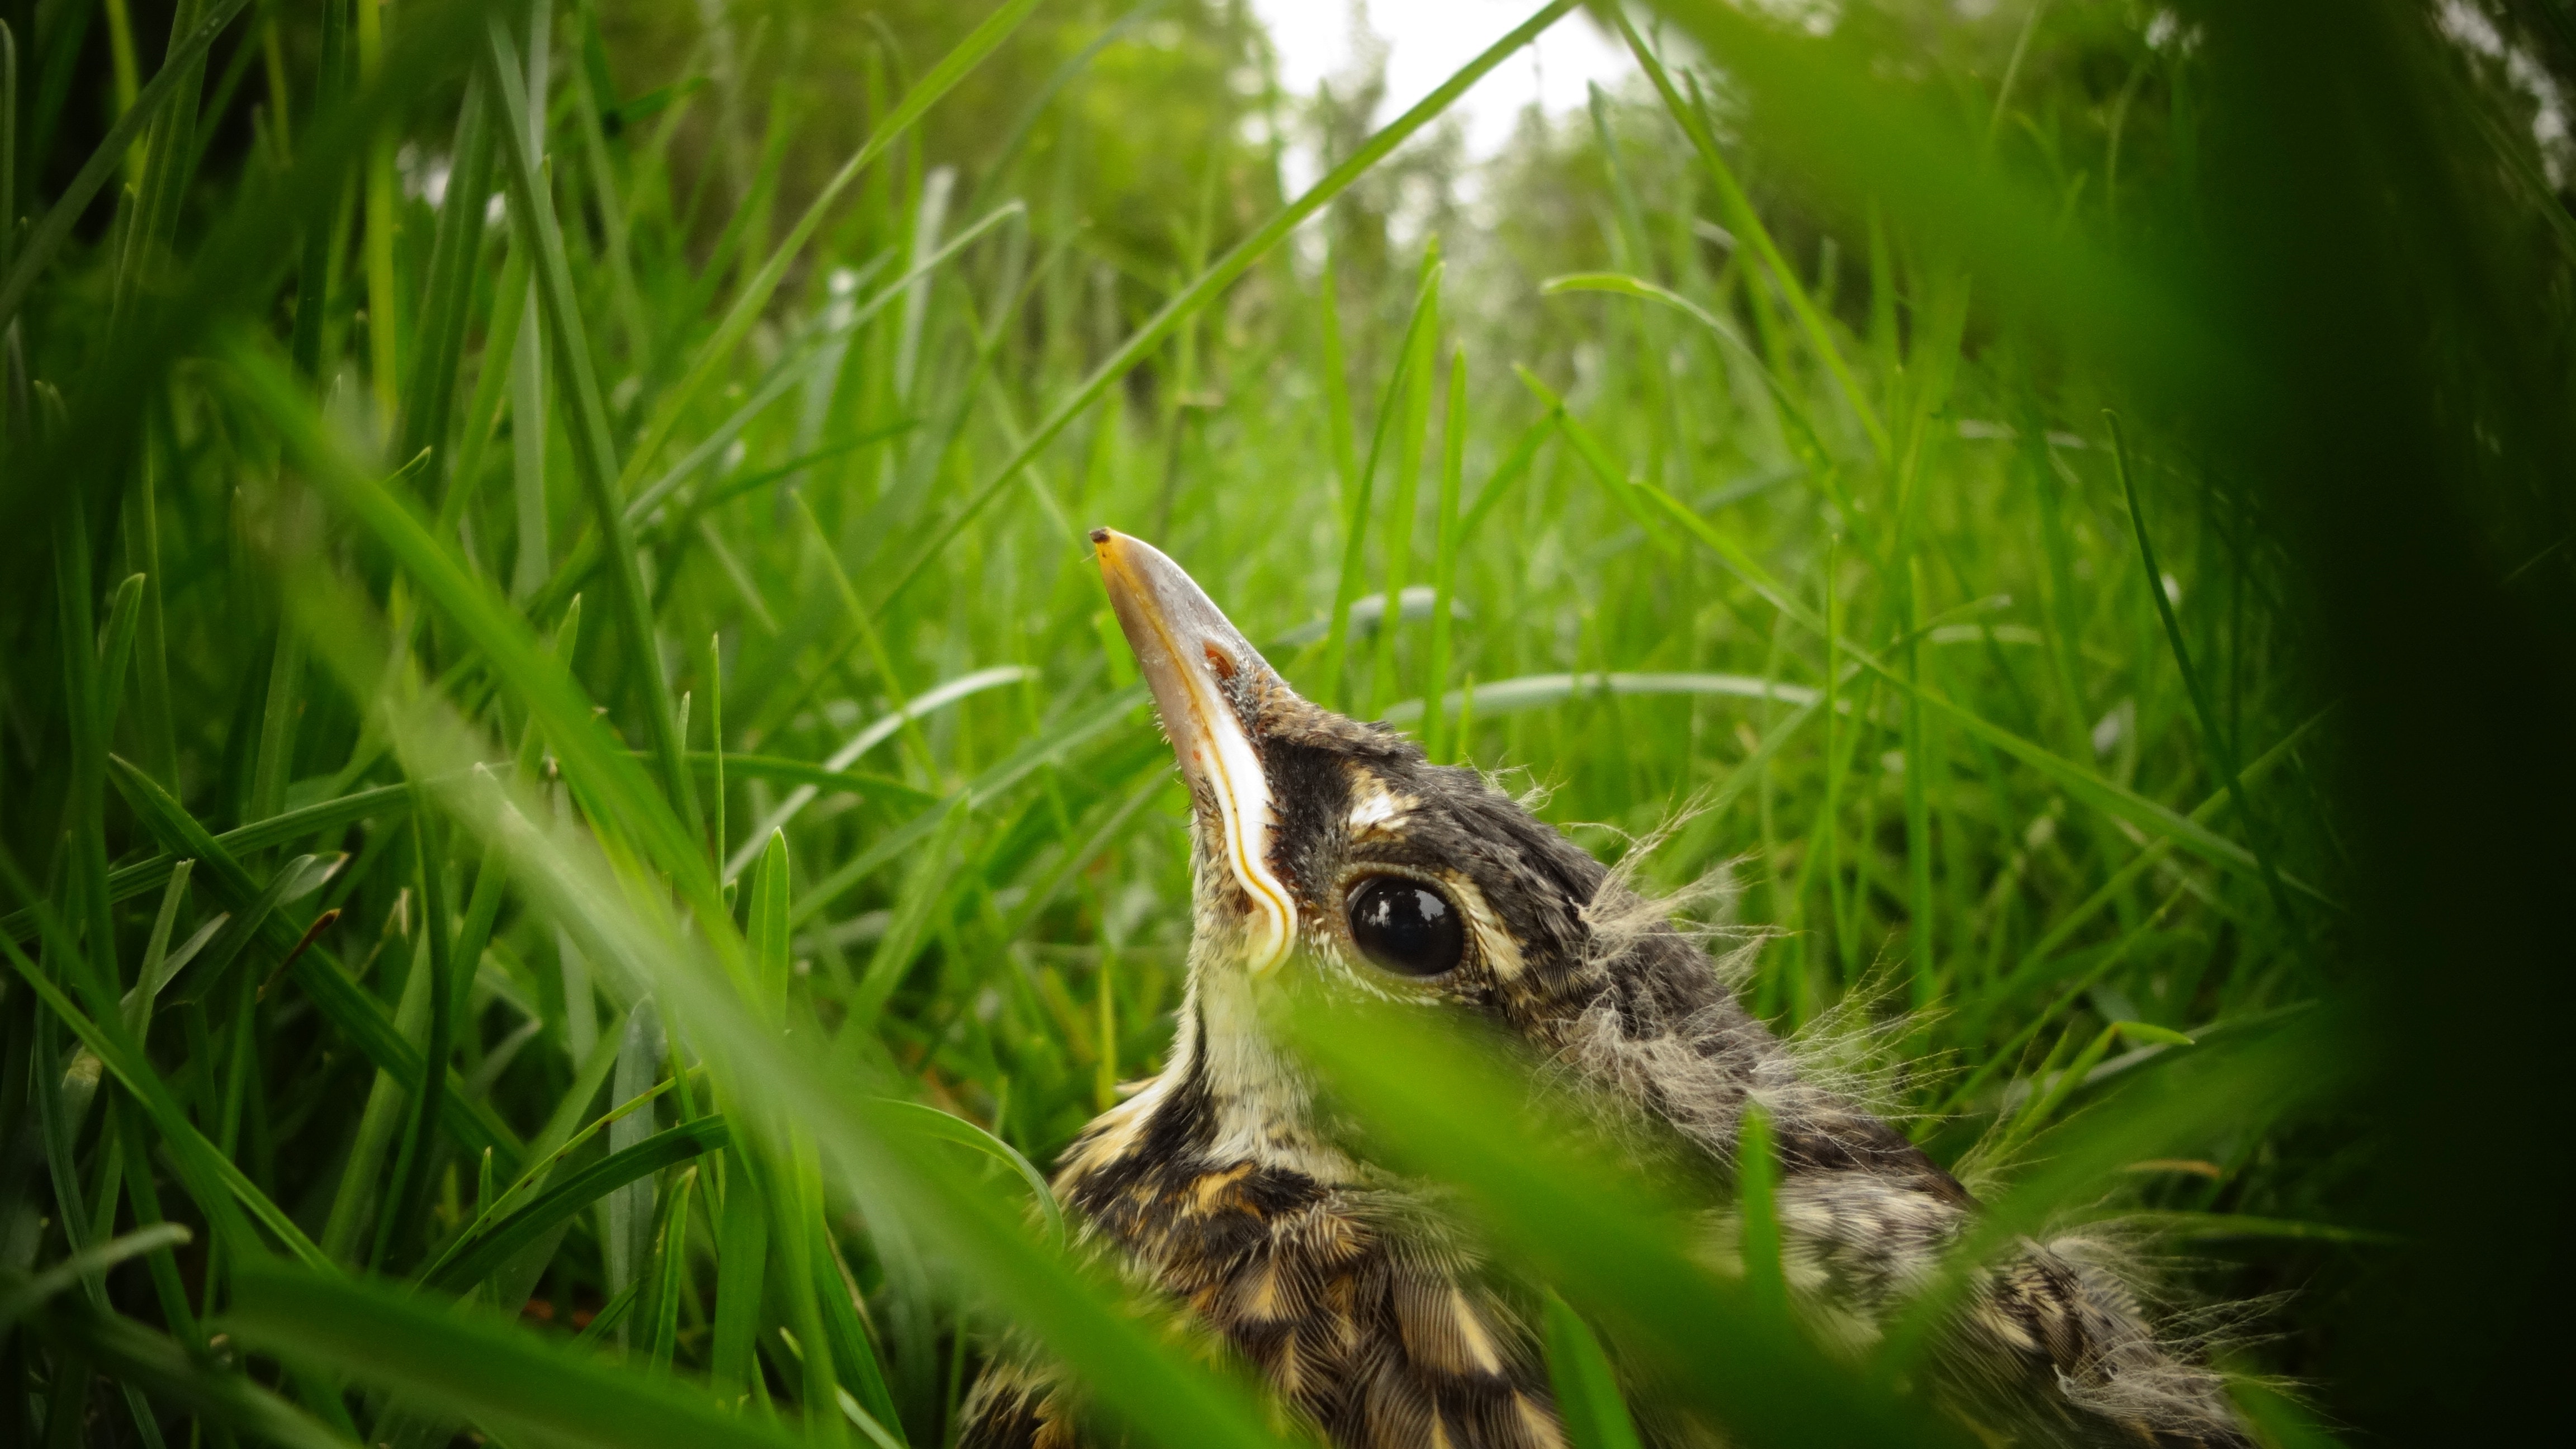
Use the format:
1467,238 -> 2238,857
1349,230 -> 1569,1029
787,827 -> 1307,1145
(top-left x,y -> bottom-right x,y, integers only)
1247,0 -> 1639,163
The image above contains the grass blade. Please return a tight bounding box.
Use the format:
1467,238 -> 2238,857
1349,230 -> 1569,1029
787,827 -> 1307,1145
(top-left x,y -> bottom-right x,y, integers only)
1379,671 -> 1821,725
428,1117 -> 730,1295
0,1224 -> 192,1331
105,752 -> 522,1162
480,17 -> 698,836
0,782 -> 413,941
1367,249 -> 1441,718
0,908 -> 319,1270
1427,352 -> 1467,765
1322,253 -> 1445,709
722,665 -> 1034,884
396,65 -> 498,478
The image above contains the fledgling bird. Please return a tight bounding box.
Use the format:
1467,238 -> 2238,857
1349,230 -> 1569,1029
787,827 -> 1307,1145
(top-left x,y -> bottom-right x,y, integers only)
962,530 -> 2247,1449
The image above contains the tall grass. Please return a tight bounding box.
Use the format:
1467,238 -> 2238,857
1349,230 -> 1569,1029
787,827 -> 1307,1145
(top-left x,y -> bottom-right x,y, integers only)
1,1 -> 2569,1446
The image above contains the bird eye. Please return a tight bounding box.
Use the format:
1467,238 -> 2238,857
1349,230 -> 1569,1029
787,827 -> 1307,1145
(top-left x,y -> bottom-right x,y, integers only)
1344,877 -> 1466,978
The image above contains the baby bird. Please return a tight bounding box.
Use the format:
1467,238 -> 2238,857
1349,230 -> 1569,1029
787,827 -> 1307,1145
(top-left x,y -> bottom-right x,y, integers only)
962,530 -> 2247,1449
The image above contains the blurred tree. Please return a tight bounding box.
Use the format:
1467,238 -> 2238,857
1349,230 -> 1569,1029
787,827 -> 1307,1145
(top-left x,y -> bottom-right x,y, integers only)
594,1 -> 1284,335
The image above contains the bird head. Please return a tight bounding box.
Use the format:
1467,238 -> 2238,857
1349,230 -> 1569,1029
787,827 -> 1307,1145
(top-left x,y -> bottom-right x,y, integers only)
1082,527 -> 1935,1228
1091,528 -> 1678,1079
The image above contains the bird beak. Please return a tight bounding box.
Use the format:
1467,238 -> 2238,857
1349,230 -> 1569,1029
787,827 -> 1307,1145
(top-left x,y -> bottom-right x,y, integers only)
1092,528 -> 1296,974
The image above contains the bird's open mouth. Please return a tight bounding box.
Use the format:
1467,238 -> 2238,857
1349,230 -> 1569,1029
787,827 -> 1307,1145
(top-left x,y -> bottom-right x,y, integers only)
1092,528 -> 1295,973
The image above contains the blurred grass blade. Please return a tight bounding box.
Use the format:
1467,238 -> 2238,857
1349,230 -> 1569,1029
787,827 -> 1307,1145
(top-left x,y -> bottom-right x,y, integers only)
793,1096 -> 1284,1449
0,1224 -> 191,1330
15,0 -> 491,558
292,643 -> 1296,1449
1879,1017 -> 2341,1376
1380,671 -> 1820,726
870,1099 -> 1062,1247
1282,996 -> 1966,1448
227,339 -> 729,940
620,0 -> 1042,490
1612,8 -> 1886,462
0,0 -> 250,333
1643,0 -> 2214,385
1541,1291 -> 1644,1449
226,1264 -> 807,1449
18,1291 -> 354,1449
1735,1103 -> 1785,1317
877,0 -> 1583,610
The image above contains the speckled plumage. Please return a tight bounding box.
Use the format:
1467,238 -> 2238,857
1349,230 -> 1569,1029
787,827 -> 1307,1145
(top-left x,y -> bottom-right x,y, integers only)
961,534 -> 2248,1449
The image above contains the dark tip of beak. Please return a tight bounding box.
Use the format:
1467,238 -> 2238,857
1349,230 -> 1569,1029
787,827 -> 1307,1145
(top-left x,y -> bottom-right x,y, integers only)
1090,529 -> 1278,692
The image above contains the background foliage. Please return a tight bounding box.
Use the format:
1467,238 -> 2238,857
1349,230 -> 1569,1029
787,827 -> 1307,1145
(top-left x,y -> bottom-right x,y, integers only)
2,1 -> 2570,1445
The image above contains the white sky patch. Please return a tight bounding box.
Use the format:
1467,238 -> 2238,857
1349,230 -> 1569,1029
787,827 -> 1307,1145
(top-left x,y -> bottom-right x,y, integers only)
1252,0 -> 1636,191
2440,0 -> 2573,183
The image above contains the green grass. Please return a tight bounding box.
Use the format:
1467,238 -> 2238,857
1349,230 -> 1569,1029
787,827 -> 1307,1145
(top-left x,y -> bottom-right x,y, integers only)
3,1 -> 2572,1445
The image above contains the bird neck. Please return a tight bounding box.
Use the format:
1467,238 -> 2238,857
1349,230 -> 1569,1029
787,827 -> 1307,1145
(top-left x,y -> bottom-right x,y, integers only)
1178,961 -> 1358,1181
1056,953 -> 1360,1198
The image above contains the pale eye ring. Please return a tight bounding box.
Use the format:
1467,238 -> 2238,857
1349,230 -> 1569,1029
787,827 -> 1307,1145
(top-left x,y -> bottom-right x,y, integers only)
1343,877 -> 1466,978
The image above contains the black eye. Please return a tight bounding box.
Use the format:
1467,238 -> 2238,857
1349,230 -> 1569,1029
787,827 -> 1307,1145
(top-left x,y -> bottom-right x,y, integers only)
1344,877 -> 1466,978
